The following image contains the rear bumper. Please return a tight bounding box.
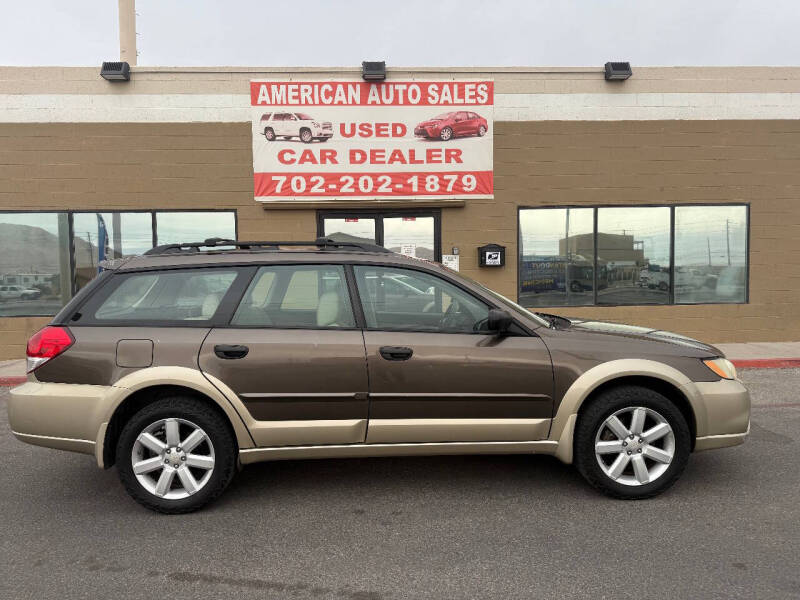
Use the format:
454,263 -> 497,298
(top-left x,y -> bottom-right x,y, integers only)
692,377 -> 751,450
7,381 -> 110,460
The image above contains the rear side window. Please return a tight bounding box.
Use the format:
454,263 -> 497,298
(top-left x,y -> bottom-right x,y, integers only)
94,270 -> 237,322
232,265 -> 355,328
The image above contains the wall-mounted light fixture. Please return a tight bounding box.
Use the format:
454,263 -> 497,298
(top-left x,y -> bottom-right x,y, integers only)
362,61 -> 386,81
604,62 -> 632,81
100,61 -> 131,81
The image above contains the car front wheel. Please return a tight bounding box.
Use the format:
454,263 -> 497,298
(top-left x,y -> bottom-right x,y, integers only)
439,126 -> 453,141
116,396 -> 237,513
300,128 -> 313,143
574,385 -> 690,499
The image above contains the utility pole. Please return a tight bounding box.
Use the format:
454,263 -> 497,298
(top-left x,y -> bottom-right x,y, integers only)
119,0 -> 137,65
726,219 -> 731,266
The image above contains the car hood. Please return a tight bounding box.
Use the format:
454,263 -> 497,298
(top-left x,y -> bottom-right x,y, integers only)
417,119 -> 442,127
540,314 -> 724,357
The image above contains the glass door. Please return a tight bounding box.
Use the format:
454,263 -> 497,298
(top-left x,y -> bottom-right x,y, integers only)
318,210 -> 441,261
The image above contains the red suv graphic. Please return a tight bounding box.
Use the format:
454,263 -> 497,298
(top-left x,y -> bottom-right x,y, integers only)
414,111 -> 488,141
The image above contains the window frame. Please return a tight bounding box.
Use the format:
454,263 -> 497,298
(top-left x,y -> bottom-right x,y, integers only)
228,263 -> 360,331
0,209 -> 237,318
316,209 -> 442,262
350,262 -> 503,336
517,203 -> 750,308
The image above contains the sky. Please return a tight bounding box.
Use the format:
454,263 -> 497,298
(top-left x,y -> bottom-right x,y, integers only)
1,0 -> 799,67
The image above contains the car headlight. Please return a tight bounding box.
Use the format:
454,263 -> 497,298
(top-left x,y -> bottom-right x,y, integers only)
702,357 -> 737,380
312,121 -> 319,127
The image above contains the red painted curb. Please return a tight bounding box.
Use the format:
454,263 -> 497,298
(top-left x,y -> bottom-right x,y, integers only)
731,358 -> 800,369
0,376 -> 26,387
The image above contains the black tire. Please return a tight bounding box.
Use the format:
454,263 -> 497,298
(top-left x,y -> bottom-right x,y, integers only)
574,385 -> 691,500
264,127 -> 275,141
116,395 -> 237,514
570,281 -> 583,293
439,126 -> 453,141
300,128 -> 313,143
478,125 -> 487,137
659,281 -> 669,292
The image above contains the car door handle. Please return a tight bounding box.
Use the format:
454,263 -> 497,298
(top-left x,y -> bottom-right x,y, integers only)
379,346 -> 413,361
214,344 -> 249,359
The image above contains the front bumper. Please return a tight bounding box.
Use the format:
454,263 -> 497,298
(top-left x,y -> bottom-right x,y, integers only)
692,377 -> 751,451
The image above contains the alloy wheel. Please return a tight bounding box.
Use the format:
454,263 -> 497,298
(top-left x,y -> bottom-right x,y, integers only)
594,406 -> 675,486
131,418 -> 215,500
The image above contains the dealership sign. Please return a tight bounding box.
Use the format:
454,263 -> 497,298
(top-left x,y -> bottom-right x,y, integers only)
250,80 -> 493,202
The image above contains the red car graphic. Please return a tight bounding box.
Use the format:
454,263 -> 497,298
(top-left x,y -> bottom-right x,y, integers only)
414,110 -> 488,141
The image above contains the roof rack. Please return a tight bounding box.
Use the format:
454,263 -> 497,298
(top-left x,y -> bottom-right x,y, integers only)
143,237 -> 394,256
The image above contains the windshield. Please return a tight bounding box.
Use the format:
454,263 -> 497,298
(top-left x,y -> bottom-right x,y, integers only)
295,113 -> 314,120
442,268 -> 550,328
433,112 -> 456,120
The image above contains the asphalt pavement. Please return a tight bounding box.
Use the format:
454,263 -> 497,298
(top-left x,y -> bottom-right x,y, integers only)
1,369 -> 799,600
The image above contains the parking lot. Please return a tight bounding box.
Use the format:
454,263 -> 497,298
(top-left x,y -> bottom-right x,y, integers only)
1,368 -> 798,600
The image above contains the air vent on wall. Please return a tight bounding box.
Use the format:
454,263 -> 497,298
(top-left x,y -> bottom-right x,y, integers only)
604,62 -> 632,81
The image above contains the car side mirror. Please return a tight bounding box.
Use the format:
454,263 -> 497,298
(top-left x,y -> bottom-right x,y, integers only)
487,308 -> 512,333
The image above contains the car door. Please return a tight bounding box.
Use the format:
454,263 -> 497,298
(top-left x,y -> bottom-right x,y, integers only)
198,264 -> 370,447
352,264 -> 554,444
452,111 -> 470,136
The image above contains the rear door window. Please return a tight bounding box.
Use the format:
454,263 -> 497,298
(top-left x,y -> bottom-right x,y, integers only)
232,265 -> 355,328
93,269 -> 238,322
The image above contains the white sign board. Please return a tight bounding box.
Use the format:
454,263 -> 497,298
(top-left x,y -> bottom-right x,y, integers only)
250,80 -> 494,202
442,254 -> 460,271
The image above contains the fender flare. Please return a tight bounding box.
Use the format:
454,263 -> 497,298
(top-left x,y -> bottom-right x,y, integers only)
549,359 -> 704,464
95,366 -> 256,467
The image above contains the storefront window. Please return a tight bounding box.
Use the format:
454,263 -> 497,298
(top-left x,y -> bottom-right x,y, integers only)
518,204 -> 747,307
383,217 -> 435,260
322,218 -> 377,244
73,212 -> 153,291
674,205 -> 748,304
519,208 -> 594,307
597,207 -> 671,305
0,210 -> 236,317
156,211 -> 236,246
319,211 -> 440,261
0,212 -> 71,317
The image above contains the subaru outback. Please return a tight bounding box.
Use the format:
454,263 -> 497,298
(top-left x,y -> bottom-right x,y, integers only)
7,238 -> 750,513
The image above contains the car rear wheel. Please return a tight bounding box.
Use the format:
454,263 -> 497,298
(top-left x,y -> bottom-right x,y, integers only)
439,126 -> 453,141
574,385 -> 690,499
300,128 -> 313,143
264,127 -> 275,141
116,396 -> 237,514
478,125 -> 487,136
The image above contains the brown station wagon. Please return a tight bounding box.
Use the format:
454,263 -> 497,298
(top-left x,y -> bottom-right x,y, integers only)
7,238 -> 750,513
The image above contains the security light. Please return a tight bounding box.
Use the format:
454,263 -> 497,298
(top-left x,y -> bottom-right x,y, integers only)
604,62 -> 632,81
100,61 -> 131,81
362,61 -> 386,81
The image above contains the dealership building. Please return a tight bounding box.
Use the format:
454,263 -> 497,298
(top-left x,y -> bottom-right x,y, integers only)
1,63 -> 799,359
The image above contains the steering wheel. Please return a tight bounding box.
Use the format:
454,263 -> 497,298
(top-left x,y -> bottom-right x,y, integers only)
440,299 -> 471,331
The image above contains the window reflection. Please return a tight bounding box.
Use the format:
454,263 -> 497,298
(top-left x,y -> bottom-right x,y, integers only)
383,217 -> 435,260
73,212 -> 153,291
675,206 -> 747,303
323,218 -> 376,245
519,208 -> 594,307
156,211 -> 236,246
597,207 -> 671,305
0,212 -> 71,316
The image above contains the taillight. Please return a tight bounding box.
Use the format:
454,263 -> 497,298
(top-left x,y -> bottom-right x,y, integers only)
26,326 -> 74,373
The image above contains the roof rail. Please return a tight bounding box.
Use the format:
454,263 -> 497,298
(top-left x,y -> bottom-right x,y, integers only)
143,237 -> 394,256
